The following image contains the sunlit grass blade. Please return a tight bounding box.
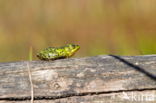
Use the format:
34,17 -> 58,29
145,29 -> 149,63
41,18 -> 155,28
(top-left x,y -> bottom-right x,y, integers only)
29,46 -> 33,61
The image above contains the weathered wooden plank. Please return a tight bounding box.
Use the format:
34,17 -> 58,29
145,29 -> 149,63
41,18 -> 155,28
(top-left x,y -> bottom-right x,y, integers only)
0,55 -> 156,102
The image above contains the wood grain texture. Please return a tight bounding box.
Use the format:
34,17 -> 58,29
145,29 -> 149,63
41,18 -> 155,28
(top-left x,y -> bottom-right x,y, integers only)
0,55 -> 156,103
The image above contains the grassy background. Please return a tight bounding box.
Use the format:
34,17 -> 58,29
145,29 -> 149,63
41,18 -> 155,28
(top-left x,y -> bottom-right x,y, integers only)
0,0 -> 156,62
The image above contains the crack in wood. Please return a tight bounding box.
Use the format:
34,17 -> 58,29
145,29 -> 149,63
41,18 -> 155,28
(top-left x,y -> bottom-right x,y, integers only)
0,88 -> 156,101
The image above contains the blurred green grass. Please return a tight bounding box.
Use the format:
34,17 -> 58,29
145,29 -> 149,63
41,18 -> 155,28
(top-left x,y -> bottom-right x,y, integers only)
0,0 -> 156,62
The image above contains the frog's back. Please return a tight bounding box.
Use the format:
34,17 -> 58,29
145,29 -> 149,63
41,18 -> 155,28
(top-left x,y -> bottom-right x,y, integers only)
45,47 -> 56,51
46,47 -> 66,59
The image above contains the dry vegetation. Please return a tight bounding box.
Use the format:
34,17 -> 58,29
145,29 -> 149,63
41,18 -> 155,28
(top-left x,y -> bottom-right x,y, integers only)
0,0 -> 156,62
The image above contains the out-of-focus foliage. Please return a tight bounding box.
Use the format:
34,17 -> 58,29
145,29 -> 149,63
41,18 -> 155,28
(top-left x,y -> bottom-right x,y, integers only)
0,0 -> 155,62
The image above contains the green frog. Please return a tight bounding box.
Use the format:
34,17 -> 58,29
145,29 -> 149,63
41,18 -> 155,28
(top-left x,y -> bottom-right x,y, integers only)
37,44 -> 80,60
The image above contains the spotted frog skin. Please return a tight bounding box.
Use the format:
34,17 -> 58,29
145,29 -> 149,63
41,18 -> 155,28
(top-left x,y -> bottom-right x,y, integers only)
37,44 -> 80,60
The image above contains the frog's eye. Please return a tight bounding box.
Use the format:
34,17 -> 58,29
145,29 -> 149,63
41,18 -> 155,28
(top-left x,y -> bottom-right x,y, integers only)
67,44 -> 79,50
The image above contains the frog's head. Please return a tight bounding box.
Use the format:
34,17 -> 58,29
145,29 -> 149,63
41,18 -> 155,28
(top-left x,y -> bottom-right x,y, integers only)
65,44 -> 80,57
